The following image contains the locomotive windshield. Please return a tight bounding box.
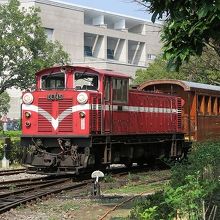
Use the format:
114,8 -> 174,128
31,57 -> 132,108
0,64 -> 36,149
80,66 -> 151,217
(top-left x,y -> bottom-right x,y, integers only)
41,72 -> 65,90
74,72 -> 98,90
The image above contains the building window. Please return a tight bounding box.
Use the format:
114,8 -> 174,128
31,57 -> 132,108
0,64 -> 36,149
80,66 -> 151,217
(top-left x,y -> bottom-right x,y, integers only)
147,54 -> 156,60
107,37 -> 118,60
84,33 -> 98,57
107,49 -> 114,59
84,46 -> 93,56
44,28 -> 54,41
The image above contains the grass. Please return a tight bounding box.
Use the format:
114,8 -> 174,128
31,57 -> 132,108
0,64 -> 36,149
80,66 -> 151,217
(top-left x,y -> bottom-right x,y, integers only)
103,182 -> 166,194
104,173 -> 116,183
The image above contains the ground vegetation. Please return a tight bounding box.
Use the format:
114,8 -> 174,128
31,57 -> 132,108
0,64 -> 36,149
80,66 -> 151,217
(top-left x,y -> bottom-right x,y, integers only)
130,142 -> 220,219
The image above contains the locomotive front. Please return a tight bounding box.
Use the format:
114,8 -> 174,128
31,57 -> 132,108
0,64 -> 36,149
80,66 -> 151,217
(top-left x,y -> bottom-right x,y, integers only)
21,66 -> 101,174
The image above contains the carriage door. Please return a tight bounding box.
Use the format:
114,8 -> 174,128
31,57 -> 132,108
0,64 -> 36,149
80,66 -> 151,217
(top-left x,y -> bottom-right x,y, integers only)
104,77 -> 112,133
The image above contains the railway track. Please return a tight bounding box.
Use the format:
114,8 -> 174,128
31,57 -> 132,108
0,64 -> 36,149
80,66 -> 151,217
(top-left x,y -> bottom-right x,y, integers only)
0,166 -> 170,215
0,176 -> 91,214
0,168 -> 26,176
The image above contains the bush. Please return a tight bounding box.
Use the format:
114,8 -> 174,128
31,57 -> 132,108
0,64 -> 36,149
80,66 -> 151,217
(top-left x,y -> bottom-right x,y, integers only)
170,142 -> 220,187
130,191 -> 173,220
0,131 -> 22,164
0,130 -> 21,138
130,142 -> 220,220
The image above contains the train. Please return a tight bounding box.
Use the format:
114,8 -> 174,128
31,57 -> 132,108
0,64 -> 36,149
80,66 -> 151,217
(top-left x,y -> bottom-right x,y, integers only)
21,65 -> 191,174
138,80 -> 220,142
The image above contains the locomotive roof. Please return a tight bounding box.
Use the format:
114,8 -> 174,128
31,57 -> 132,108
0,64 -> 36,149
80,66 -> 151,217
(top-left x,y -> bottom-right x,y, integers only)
36,65 -> 130,79
138,79 -> 220,94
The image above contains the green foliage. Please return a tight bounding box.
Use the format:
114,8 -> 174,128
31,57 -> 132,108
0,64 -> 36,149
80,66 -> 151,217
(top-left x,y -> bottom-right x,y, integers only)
130,142 -> 220,219
134,47 -> 220,85
127,173 -> 140,182
140,0 -> 220,70
0,131 -> 22,163
0,130 -> 21,138
139,206 -> 159,220
130,191 -> 172,219
134,57 -> 187,85
0,92 -> 10,116
0,0 -> 70,94
179,47 -> 220,85
165,174 -> 213,219
8,137 -> 22,163
104,173 -> 115,183
171,142 -> 220,187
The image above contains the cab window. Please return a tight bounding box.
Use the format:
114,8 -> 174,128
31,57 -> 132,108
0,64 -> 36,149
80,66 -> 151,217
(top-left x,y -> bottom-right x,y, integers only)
104,77 -> 110,101
112,78 -> 128,103
41,72 -> 65,90
74,72 -> 98,91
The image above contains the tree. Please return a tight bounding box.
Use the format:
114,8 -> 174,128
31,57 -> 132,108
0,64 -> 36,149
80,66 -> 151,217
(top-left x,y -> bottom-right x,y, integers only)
137,0 -> 220,70
0,0 -> 69,95
134,57 -> 187,85
181,47 -> 220,85
0,92 -> 10,116
134,47 -> 220,85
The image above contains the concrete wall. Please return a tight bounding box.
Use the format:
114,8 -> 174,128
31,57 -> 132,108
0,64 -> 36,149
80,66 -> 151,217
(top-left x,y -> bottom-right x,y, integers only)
35,1 -> 84,62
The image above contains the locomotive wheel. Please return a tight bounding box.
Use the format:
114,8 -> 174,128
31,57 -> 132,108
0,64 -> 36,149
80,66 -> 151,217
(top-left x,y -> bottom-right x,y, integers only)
123,158 -> 133,168
146,157 -> 156,167
137,158 -> 146,166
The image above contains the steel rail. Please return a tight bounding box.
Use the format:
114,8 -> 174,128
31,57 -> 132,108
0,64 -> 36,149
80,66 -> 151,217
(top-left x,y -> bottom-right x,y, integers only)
0,168 -> 26,176
0,178 -> 70,198
0,176 -> 52,186
0,179 -> 56,190
0,178 -> 90,214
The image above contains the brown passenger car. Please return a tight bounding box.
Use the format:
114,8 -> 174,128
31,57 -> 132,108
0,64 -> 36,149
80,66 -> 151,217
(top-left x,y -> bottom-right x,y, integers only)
138,80 -> 220,142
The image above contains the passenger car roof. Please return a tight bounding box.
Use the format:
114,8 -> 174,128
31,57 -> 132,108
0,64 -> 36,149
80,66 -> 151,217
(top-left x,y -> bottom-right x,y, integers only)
138,79 -> 220,93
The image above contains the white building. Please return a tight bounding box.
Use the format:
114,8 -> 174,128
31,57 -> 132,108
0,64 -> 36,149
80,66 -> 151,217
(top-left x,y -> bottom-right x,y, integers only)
21,0 -> 162,76
5,0 -> 162,119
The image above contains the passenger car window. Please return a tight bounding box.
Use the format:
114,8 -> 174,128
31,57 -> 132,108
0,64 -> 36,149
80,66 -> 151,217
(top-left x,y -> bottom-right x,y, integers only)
41,73 -> 65,90
112,78 -> 128,103
74,72 -> 98,91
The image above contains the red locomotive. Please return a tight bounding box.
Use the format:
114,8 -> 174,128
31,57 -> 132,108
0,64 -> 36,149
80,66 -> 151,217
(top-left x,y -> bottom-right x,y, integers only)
21,66 -> 188,174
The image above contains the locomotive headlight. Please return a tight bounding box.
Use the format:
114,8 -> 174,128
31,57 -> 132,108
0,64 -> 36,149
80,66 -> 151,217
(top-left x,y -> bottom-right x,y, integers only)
77,92 -> 88,104
25,111 -> 31,118
23,93 -> 34,105
79,111 -> 86,118
25,121 -> 31,127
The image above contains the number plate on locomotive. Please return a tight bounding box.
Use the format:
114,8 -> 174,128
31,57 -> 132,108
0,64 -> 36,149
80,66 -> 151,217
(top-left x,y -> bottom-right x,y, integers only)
47,93 -> 63,100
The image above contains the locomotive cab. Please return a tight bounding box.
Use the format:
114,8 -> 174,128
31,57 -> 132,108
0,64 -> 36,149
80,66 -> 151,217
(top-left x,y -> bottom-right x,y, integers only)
21,66 -> 130,174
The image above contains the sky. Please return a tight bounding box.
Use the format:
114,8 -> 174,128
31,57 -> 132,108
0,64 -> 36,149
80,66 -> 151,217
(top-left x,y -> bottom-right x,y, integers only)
60,0 -> 152,21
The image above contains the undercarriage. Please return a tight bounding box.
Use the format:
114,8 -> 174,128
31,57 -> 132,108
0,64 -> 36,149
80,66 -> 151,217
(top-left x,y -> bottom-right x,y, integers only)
21,133 -> 190,175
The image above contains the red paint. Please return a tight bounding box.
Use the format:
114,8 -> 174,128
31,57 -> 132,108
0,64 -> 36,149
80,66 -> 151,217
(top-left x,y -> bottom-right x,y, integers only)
22,66 -> 183,137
